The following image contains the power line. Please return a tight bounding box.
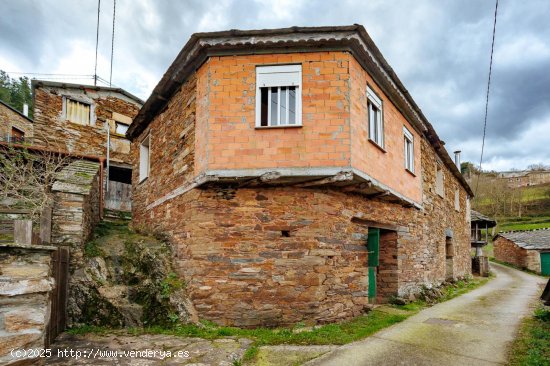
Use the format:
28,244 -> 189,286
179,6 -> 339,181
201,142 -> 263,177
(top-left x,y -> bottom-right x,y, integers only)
94,0 -> 101,86
475,0 -> 499,197
109,0 -> 117,87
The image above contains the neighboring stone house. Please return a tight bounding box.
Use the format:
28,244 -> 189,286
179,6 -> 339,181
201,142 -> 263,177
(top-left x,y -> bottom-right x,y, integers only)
0,99 -> 33,144
31,80 -> 144,212
127,25 -> 474,327
494,229 -> 550,275
497,170 -> 550,188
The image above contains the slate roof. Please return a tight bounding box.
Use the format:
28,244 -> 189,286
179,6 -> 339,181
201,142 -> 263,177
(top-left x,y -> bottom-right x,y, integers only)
496,229 -> 550,251
471,210 -> 497,228
31,80 -> 144,106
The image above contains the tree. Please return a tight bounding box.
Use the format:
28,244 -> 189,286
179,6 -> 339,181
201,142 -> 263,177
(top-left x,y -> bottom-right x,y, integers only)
0,145 -> 69,221
0,70 -> 33,118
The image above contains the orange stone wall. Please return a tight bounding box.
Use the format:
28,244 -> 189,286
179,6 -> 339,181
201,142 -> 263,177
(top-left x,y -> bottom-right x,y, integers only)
349,57 -> 422,203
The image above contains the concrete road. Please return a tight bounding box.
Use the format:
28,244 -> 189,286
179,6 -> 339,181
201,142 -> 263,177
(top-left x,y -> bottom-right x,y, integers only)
306,263 -> 546,366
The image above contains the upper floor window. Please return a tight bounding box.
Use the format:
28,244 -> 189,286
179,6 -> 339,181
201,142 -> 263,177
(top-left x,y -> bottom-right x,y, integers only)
115,121 -> 129,135
256,65 -> 302,127
139,134 -> 150,182
454,189 -> 460,211
367,85 -> 384,148
66,98 -> 91,125
403,127 -> 414,173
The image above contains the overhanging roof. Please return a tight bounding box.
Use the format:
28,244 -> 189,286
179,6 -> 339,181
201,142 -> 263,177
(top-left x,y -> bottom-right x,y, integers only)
126,24 -> 473,196
31,79 -> 144,106
495,229 -> 550,251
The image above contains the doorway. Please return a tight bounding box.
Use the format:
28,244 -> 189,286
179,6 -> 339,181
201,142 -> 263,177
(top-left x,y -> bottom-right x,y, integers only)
445,236 -> 454,280
367,227 -> 399,303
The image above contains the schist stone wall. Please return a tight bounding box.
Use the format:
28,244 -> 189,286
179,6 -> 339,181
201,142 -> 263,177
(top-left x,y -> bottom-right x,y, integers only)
130,66 -> 471,326
51,160 -> 101,266
32,85 -> 140,164
0,244 -> 56,365
0,102 -> 33,142
494,236 -> 541,273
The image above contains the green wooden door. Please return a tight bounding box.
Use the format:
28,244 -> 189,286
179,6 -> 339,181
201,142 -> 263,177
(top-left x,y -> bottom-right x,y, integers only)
541,252 -> 550,276
368,267 -> 376,301
367,228 -> 380,267
367,228 -> 380,301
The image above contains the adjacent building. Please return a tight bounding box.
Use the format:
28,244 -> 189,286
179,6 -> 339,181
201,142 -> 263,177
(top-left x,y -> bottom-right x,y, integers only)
494,229 -> 550,275
127,25 -> 474,327
0,99 -> 33,144
31,80 -> 143,212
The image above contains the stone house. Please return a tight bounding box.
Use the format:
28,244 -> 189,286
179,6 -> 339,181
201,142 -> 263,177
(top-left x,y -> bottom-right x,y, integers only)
0,99 -> 33,144
497,170 -> 550,188
126,25 -> 474,327
494,229 -> 550,275
31,80 -> 143,212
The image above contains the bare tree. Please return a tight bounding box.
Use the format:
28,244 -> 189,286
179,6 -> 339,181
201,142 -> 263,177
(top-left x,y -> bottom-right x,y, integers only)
0,144 -> 70,221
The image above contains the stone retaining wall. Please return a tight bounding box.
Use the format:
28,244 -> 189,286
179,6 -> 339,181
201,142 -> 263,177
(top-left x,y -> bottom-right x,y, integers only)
0,244 -> 56,365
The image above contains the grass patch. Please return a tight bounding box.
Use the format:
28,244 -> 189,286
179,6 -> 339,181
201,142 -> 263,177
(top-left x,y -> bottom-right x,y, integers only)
509,305 -> 550,366
438,276 -> 493,301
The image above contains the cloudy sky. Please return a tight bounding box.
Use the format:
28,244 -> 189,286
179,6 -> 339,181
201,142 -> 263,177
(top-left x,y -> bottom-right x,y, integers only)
1,0 -> 549,171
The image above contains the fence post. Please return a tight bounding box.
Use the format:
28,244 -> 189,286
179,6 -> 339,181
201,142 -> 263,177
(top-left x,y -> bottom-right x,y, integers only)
14,219 -> 33,245
40,206 -> 52,244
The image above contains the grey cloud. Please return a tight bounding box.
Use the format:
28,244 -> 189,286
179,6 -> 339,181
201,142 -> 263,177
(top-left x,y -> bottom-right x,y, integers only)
1,0 -> 549,170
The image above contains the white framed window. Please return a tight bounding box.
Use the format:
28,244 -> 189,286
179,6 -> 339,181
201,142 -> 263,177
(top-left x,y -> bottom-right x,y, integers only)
115,121 -> 129,135
454,189 -> 460,211
367,85 -> 384,148
256,65 -> 302,127
436,162 -> 444,197
65,98 -> 91,125
403,126 -> 414,173
139,134 -> 150,182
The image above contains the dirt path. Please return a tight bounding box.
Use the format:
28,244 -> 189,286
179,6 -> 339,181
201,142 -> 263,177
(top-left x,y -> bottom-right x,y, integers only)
305,263 -> 546,366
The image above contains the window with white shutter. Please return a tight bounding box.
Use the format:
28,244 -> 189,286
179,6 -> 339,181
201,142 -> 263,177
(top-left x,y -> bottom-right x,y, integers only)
256,65 -> 302,127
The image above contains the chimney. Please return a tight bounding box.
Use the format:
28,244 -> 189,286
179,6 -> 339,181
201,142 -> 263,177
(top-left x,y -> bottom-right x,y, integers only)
23,103 -> 29,117
454,150 -> 461,169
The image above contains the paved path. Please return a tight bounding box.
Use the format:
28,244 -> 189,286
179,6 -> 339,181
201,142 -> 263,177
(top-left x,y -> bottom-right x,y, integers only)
306,263 -> 546,366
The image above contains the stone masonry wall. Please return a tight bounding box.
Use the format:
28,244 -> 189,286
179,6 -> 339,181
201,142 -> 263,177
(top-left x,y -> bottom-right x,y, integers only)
51,160 -> 101,266
33,86 -> 140,164
0,244 -> 56,365
494,236 -> 541,273
0,102 -> 33,142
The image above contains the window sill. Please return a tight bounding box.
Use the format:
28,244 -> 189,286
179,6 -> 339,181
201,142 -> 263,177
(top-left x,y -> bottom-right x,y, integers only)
405,168 -> 416,177
255,124 -> 303,130
368,139 -> 386,153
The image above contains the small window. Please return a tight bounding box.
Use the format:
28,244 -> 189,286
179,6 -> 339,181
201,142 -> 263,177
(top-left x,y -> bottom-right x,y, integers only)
115,122 -> 129,135
454,189 -> 460,211
256,65 -> 302,127
66,98 -> 91,125
436,163 -> 444,197
367,85 -> 384,148
139,134 -> 150,182
403,127 -> 414,173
